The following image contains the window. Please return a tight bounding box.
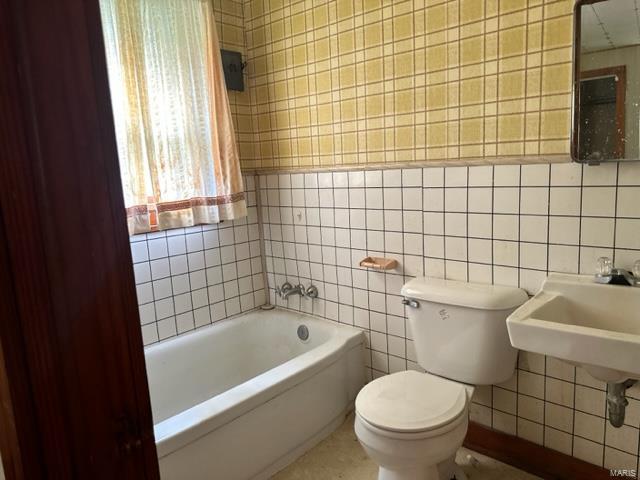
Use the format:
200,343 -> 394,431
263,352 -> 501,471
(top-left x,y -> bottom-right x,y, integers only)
100,0 -> 246,234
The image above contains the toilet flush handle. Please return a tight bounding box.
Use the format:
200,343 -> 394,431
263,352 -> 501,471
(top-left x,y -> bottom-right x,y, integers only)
401,298 -> 420,308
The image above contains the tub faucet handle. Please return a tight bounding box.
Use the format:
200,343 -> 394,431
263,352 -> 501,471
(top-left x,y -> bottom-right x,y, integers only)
302,284 -> 318,299
276,282 -> 293,299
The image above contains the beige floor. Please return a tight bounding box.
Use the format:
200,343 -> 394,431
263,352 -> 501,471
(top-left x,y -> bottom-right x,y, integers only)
272,414 -> 541,480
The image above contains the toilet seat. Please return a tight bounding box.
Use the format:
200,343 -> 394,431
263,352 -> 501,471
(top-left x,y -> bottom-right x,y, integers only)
355,370 -> 467,434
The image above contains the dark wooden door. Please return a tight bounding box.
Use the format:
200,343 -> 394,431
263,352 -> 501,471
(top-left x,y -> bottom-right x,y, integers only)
0,0 -> 160,478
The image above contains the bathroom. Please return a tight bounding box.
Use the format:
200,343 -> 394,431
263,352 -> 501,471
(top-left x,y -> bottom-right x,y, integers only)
1,0 -> 639,479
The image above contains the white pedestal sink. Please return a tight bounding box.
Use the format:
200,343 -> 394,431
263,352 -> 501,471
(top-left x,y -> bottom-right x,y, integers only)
507,273 -> 640,383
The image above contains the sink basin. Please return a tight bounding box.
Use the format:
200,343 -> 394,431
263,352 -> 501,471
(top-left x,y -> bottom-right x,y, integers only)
507,273 -> 640,383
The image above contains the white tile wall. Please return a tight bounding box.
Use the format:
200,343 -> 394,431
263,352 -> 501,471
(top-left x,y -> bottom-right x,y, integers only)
130,176 -> 265,346
128,163 -> 639,470
259,162 -> 640,470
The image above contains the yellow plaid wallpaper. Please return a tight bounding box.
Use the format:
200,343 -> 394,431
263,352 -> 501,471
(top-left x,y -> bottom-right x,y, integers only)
238,0 -> 574,170
213,0 -> 254,160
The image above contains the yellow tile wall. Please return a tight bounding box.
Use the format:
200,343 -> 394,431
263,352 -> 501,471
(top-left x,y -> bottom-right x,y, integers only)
241,0 -> 574,170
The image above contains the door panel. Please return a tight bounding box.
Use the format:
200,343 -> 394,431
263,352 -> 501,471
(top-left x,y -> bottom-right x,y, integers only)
0,0 -> 160,478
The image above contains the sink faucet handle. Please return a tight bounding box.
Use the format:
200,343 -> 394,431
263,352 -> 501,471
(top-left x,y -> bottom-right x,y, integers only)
596,256 -> 613,277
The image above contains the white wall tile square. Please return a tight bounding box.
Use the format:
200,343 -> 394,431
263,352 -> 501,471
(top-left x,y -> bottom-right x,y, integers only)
581,218 -> 615,247
349,189 -> 365,208
574,411 -> 605,443
383,188 -> 402,210
550,187 -> 581,216
520,243 -> 547,270
383,169 -> 402,187
468,188 -> 493,213
403,211 -> 422,233
468,166 -> 493,187
136,282 -> 154,304
403,188 -> 422,210
423,167 -> 444,187
617,187 -> 640,218
618,163 -> 640,185
521,164 -> 550,186
493,215 -> 519,241
445,166 -> 467,187
468,214 -> 492,239
333,172 -> 348,188
494,165 -> 520,186
445,212 -> 467,237
550,163 -> 582,186
402,168 -> 422,187
365,188 -> 383,209
616,219 -> 640,250
147,237 -> 168,259
349,171 -> 364,187
581,187 -> 617,217
493,188 -> 519,214
548,245 -> 579,273
445,188 -> 467,212
468,238 -> 492,264
130,241 -> 149,263
520,187 -> 549,215
520,216 -> 548,243
549,216 -> 580,245
583,163 -> 618,186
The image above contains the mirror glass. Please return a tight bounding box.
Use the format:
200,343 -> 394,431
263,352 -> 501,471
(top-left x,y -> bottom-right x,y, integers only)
574,0 -> 640,163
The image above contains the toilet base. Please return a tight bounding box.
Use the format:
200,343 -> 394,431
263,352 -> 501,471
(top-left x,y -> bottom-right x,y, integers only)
354,410 -> 468,480
376,454 -> 468,480
378,465 -> 439,480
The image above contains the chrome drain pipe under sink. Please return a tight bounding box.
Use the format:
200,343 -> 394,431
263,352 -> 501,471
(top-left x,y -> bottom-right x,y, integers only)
607,380 -> 637,428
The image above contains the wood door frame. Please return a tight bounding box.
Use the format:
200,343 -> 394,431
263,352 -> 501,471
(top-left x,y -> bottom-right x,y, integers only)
0,0 -> 160,478
580,65 -> 627,159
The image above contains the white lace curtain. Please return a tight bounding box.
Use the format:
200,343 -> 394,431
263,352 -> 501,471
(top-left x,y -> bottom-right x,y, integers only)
100,0 -> 246,234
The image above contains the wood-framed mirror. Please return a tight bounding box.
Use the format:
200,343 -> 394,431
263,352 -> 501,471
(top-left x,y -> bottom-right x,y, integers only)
573,0 -> 640,164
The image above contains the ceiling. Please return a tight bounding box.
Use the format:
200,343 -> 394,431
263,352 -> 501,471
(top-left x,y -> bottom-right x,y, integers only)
581,0 -> 640,52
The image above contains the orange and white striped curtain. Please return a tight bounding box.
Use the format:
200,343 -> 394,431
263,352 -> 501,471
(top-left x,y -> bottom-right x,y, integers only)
100,0 -> 246,234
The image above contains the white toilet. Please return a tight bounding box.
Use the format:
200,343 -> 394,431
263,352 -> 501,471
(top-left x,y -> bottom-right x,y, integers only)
354,277 -> 528,480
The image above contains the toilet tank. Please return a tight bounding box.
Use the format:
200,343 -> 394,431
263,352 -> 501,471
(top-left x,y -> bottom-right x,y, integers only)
401,277 -> 528,385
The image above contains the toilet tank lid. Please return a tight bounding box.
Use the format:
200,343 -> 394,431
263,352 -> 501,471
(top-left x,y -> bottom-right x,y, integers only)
401,277 -> 528,310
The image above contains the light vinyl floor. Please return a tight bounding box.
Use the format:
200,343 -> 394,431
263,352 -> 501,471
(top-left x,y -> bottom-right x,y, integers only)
272,414 -> 541,480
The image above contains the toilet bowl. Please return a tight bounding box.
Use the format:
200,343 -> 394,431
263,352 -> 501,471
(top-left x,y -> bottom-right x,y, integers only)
354,277 -> 528,480
355,370 -> 473,480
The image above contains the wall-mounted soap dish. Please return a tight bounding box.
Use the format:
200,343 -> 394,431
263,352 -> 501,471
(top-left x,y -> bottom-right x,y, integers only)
359,257 -> 398,270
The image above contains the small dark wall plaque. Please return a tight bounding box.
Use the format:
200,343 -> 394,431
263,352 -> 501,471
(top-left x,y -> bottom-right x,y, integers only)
220,49 -> 245,92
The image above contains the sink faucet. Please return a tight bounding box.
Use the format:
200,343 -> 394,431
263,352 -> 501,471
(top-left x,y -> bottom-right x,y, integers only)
594,257 -> 639,286
276,282 -> 319,300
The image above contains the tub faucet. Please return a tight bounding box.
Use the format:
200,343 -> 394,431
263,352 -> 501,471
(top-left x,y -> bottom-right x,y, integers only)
276,282 -> 319,300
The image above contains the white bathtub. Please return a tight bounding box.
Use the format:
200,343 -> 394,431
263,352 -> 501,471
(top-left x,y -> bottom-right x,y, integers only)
145,308 -> 365,480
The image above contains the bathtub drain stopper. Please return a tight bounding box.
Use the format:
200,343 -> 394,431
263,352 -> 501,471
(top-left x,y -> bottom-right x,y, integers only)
297,325 -> 309,341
